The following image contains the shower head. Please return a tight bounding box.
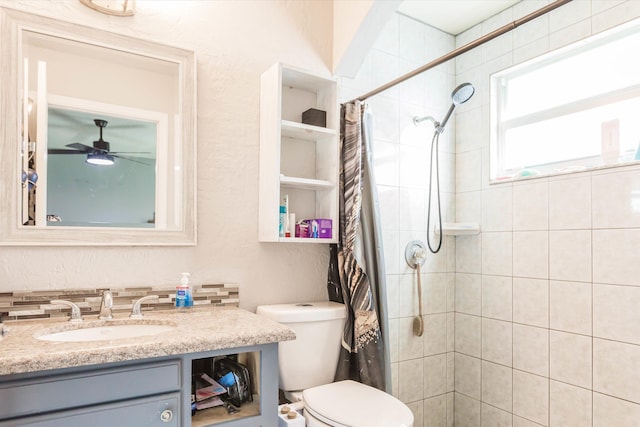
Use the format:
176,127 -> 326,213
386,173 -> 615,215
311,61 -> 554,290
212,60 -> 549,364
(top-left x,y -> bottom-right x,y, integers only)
413,82 -> 475,133
438,82 -> 475,132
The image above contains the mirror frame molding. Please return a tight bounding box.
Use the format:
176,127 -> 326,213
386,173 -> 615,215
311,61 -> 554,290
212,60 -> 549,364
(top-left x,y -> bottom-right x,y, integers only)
0,7 -> 197,246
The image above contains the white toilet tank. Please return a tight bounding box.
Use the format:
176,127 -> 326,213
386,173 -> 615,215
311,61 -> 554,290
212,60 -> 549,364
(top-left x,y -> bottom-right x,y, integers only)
256,301 -> 346,392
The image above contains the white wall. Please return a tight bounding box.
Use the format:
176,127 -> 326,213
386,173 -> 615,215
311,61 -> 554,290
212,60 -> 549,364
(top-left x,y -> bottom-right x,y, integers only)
454,1 -> 640,426
0,0 -> 334,310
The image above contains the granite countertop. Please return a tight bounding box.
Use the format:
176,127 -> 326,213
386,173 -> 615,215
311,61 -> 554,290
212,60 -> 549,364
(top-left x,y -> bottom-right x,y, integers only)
0,307 -> 295,376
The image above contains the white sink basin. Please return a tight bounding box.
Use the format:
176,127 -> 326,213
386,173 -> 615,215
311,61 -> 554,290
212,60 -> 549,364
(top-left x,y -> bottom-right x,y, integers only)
36,322 -> 176,342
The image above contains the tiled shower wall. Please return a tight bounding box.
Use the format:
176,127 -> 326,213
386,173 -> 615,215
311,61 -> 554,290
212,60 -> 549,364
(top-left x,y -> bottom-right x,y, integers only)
454,1 -> 640,426
339,13 -> 458,427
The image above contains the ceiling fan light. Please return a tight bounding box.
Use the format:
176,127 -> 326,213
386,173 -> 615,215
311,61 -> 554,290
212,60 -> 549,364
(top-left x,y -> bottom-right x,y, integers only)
86,152 -> 115,166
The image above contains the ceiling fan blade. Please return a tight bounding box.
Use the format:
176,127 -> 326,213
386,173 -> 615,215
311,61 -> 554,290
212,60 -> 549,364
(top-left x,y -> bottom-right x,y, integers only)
48,148 -> 86,155
109,151 -> 152,155
112,154 -> 155,166
66,142 -> 94,152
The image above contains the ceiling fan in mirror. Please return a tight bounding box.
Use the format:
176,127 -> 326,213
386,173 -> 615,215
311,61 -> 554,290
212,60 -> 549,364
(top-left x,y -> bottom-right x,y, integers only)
47,119 -> 152,166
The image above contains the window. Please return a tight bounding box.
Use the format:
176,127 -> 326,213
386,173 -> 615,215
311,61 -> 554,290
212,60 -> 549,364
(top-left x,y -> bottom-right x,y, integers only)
490,18 -> 640,181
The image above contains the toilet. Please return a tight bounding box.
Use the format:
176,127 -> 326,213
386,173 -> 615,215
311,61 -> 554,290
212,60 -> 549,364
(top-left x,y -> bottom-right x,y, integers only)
256,301 -> 413,427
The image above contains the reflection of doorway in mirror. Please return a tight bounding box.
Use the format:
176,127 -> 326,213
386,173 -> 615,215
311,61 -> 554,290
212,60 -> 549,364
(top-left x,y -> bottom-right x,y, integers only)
25,92 -> 168,228
46,105 -> 159,227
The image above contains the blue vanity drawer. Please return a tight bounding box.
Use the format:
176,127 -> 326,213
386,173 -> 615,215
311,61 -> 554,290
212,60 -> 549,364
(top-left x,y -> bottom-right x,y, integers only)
0,359 -> 181,420
0,392 -> 181,427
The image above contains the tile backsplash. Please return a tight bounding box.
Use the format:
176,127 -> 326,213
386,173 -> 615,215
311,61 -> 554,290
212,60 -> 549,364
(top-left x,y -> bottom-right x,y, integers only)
0,284 -> 239,322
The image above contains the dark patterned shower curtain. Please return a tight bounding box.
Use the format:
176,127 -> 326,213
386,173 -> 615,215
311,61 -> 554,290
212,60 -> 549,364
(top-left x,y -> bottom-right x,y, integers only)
327,100 -> 390,392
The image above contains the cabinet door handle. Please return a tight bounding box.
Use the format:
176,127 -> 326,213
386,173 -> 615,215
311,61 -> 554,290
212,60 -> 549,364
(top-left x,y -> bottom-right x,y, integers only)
160,409 -> 173,422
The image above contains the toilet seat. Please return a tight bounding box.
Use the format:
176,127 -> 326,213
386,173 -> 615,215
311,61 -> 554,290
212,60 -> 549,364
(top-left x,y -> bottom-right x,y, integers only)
302,380 -> 414,427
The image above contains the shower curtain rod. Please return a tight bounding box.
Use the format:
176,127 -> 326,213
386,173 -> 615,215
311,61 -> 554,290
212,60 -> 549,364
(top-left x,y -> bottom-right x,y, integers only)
352,0 -> 573,102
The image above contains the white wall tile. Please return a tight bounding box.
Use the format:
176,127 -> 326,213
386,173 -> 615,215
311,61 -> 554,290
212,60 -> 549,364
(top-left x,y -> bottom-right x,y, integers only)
424,313 -> 447,356
513,416 -> 544,427
455,393 -> 481,427
594,338 -> 640,404
399,187 -> 425,231
455,353 -> 481,400
408,400 -> 425,427
389,318 -> 399,363
456,273 -> 481,315
373,13 -> 399,55
424,272 -> 448,314
549,0 -> 592,32
399,357 -> 424,403
372,139 -> 399,186
457,234 -> 482,274
369,92 -> 399,142
457,149 -> 483,193
482,186 -> 513,231
456,107 -> 483,154
550,330 -> 592,389
594,283 -> 640,345
482,361 -> 513,412
399,272 -> 420,317
592,0 -> 640,34
513,278 -> 549,328
549,175 -> 591,230
424,394 -> 447,427
550,280 -> 592,335
550,380 -> 592,427
593,229 -> 640,286
513,10 -> 549,49
399,316 -> 424,360
550,19 -> 592,50
424,354 -> 447,398
481,403 -> 513,427
513,371 -> 549,426
593,392 -> 640,427
455,313 -> 481,357
378,185 -> 400,231
513,231 -> 549,279
513,181 -> 548,231
399,14 -> 425,62
592,169 -> 640,228
482,318 -> 513,366
482,232 -> 513,276
456,190 -> 481,223
549,230 -> 592,283
513,324 -> 549,377
399,143 -> 429,189
482,275 -> 513,321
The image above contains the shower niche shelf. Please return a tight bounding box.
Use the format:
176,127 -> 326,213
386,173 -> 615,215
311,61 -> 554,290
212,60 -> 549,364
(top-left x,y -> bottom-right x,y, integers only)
259,62 -> 338,243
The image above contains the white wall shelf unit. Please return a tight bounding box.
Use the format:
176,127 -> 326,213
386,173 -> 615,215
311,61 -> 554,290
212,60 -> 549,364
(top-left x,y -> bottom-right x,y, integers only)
259,63 -> 338,243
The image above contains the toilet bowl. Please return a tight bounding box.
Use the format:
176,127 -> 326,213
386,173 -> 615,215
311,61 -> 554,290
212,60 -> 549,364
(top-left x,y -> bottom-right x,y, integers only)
256,302 -> 414,427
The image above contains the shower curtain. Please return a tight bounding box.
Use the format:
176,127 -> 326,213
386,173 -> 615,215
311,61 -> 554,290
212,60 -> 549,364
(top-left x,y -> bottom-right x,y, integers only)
327,100 -> 391,392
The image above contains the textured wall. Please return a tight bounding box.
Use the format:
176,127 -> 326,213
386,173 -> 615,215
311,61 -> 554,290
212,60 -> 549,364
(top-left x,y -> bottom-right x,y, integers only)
0,0 -> 334,311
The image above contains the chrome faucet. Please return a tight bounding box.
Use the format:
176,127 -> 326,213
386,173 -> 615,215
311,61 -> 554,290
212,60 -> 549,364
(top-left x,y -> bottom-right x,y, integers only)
51,299 -> 83,322
130,295 -> 159,318
98,291 -> 113,320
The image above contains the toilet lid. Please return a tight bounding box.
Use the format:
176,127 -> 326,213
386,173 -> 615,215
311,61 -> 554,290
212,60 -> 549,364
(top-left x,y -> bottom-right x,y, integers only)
303,380 -> 413,427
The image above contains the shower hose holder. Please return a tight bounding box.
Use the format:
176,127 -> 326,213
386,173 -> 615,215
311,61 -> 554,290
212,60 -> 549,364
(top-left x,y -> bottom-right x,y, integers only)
405,240 -> 427,269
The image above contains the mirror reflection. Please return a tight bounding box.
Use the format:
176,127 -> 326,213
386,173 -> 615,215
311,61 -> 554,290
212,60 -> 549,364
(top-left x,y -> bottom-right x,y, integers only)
44,108 -> 157,227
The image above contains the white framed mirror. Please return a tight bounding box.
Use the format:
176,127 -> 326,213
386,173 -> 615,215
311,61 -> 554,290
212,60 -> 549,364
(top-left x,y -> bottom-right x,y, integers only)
0,7 -> 196,245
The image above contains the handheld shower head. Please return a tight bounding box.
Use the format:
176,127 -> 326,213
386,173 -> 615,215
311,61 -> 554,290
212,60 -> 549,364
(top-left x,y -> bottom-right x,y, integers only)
438,82 -> 475,132
413,82 -> 475,133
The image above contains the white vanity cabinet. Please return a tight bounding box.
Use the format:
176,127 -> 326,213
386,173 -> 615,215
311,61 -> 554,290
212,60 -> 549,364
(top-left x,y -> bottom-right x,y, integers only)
0,343 -> 279,427
259,62 -> 339,243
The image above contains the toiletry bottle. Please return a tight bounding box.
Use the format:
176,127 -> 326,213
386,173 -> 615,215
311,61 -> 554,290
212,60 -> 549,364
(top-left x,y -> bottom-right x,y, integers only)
176,272 -> 192,309
283,194 -> 290,238
279,206 -> 286,237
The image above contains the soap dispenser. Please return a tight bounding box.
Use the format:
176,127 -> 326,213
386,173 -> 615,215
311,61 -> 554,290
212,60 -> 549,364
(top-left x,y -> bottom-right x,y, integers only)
176,272 -> 193,309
